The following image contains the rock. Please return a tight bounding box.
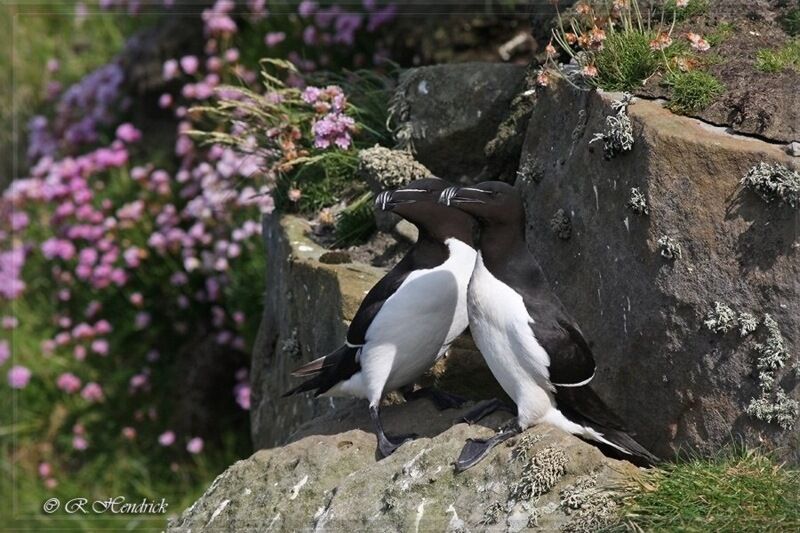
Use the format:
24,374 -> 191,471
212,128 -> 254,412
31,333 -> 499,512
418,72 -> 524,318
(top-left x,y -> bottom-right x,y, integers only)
168,401 -> 642,532
251,215 -> 497,450
251,215 -> 384,448
391,63 -> 528,182
357,145 -> 433,232
517,82 -> 799,462
787,142 -> 800,157
392,219 -> 419,244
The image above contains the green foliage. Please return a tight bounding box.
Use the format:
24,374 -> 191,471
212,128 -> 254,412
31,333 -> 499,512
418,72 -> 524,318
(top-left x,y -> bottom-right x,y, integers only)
664,70 -> 724,114
707,22 -> 736,46
334,192 -> 377,247
617,448 -> 800,532
781,8 -> 800,37
661,0 -> 709,21
756,40 -> 800,73
594,30 -> 662,91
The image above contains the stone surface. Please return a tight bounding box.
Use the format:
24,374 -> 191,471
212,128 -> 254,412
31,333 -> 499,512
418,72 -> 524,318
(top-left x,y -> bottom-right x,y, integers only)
251,215 -> 497,450
517,82 -> 800,462
169,401 -> 641,532
392,62 -> 528,182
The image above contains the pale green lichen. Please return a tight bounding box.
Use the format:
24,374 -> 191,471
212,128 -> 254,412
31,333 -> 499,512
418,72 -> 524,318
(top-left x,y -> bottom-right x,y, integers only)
480,501 -> 505,525
746,390 -> 799,430
754,315 -> 791,386
560,474 -> 620,533
738,312 -> 758,337
657,235 -> 682,260
509,446 -> 568,502
549,209 -> 572,240
511,433 -> 543,464
741,162 -> 800,208
704,302 -> 737,334
357,145 -> 431,188
517,154 -> 545,184
590,93 -> 634,160
627,187 -> 649,215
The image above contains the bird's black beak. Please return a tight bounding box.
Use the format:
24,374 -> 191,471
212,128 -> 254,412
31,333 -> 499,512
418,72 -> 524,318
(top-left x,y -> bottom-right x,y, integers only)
375,188 -> 427,211
438,186 -> 488,206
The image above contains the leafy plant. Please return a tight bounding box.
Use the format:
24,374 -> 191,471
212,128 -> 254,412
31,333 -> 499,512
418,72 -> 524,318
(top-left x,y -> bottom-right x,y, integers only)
660,0 -> 709,21
781,7 -> 800,37
663,69 -> 724,113
334,192 -> 378,246
756,40 -> 800,73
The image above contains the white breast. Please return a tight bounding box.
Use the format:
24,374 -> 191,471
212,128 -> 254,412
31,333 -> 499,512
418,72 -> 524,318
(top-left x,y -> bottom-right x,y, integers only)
467,252 -> 554,426
354,238 -> 476,403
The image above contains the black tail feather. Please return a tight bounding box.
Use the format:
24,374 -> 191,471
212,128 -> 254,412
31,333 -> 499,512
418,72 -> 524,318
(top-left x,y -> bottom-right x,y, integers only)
282,344 -> 360,398
555,384 -> 660,467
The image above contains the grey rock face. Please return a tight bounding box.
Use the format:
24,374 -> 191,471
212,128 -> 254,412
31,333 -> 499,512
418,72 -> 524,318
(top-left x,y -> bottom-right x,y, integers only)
391,62 -> 527,182
517,83 -> 799,462
169,401 -> 641,532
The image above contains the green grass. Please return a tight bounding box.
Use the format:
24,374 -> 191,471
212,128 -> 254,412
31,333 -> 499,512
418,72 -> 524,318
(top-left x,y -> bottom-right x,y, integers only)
781,8 -> 800,37
661,0 -> 708,21
707,22 -> 736,47
756,40 -> 800,73
617,448 -> 800,532
664,69 -> 724,114
594,31 -> 662,91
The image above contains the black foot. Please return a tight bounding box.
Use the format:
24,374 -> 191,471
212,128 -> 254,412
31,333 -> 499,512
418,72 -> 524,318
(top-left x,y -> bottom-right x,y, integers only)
404,387 -> 467,410
458,398 -> 515,425
454,423 -> 521,472
378,432 -> 417,458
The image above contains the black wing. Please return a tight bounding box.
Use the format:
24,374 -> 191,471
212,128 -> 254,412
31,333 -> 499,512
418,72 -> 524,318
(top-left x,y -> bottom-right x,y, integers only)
523,294 -> 597,387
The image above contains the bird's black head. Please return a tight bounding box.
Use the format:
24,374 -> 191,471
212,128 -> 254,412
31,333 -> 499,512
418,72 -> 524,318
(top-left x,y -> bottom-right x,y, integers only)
438,181 -> 524,227
375,177 -> 475,245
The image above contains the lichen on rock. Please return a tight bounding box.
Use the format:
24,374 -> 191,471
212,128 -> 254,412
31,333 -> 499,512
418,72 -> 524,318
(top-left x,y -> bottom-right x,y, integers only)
509,446 -> 568,502
357,144 -> 432,189
704,302 -> 738,334
549,209 -> 572,240
627,187 -> 649,215
590,92 -> 634,160
657,235 -> 682,260
741,161 -> 800,208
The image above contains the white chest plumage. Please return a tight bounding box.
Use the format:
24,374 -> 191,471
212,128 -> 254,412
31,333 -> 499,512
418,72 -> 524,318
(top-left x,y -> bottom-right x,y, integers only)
467,252 -> 554,426
330,238 -> 476,404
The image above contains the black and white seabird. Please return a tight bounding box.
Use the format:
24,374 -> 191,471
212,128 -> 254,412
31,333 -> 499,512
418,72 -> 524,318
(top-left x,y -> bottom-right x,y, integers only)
284,178 -> 477,458
439,181 -> 659,471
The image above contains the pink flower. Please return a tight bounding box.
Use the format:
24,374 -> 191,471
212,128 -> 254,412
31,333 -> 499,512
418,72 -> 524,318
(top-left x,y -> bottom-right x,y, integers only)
235,383 -> 251,410
158,93 -> 173,108
158,430 -> 176,446
0,339 -> 9,366
8,365 -> 31,389
686,32 -> 710,51
72,323 -> 94,339
3,316 -> 19,329
115,123 -> 142,143
56,372 -> 82,393
90,339 -> 109,356
186,437 -> 204,454
46,58 -> 60,73
264,31 -> 286,46
129,373 -> 148,390
10,211 -> 29,231
94,319 -> 112,335
536,69 -> 550,87
129,292 -> 144,306
582,64 -> 598,77
74,345 -> 87,361
224,48 -> 240,63
122,426 -> 136,440
81,382 -> 104,402
180,55 -> 199,75
45,478 -> 58,489
38,462 -> 52,478
72,435 -> 88,450
163,59 -> 179,80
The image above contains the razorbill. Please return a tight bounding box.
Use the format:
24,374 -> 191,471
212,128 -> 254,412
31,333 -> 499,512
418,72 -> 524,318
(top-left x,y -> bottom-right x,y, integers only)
439,181 -> 659,470
284,178 -> 477,457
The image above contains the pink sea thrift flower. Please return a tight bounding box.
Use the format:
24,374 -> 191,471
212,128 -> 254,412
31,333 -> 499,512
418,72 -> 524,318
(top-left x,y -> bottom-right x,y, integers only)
45,478 -> 58,489
90,339 -> 109,356
56,372 -> 82,393
115,123 -> 142,143
159,93 -> 173,108
186,437 -> 204,454
163,59 -> 179,80
180,55 -> 199,75
8,365 -> 31,389
122,427 -> 136,440
158,430 -> 176,446
72,436 -> 88,450
235,383 -> 251,410
135,312 -> 151,330
2,316 -> 19,329
81,382 -> 104,402
38,462 -> 52,478
686,32 -> 710,51
264,31 -> 286,46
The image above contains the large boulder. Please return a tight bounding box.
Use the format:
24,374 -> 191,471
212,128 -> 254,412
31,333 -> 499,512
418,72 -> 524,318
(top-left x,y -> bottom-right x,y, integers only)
517,83 -> 799,462
391,62 -> 528,182
169,401 -> 642,532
